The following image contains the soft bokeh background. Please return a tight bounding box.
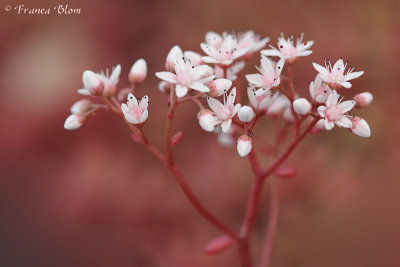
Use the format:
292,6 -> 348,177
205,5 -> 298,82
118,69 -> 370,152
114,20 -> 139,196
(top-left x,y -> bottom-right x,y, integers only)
1,0 -> 399,266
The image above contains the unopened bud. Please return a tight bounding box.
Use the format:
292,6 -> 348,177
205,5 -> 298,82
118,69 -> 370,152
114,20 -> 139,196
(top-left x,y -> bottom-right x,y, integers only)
70,99 -> 92,114
238,106 -> 255,122
165,45 -> 183,71
353,92 -> 373,108
171,131 -> 184,146
237,135 -> 252,157
293,98 -> 311,115
350,116 -> 371,138
207,79 -> 232,97
198,109 -> 215,132
82,70 -> 103,95
64,114 -> 85,130
129,58 -> 147,84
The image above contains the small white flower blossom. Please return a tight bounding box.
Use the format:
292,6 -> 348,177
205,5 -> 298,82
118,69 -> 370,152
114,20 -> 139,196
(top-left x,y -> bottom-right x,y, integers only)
214,61 -> 246,81
237,135 -> 252,157
317,90 -> 356,130
64,114 -> 85,130
201,32 -> 249,66
207,88 -> 241,133
354,92 -> 373,108
247,86 -> 278,112
293,98 -> 311,116
156,58 -> 214,98
165,45 -> 183,71
312,58 -> 364,89
238,106 -> 255,122
70,99 -> 92,114
197,109 -> 215,132
350,116 -> 371,138
246,56 -> 284,95
129,59 -> 147,84
121,93 -> 149,125
261,33 -> 313,63
309,74 -> 332,103
235,31 -> 269,58
78,65 -> 121,97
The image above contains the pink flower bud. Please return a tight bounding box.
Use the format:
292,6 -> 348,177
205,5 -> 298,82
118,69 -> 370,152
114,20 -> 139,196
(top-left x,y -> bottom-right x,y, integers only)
275,165 -> 296,178
237,135 -> 252,157
64,114 -> 84,130
207,79 -> 232,97
165,45 -> 183,71
198,109 -> 215,132
129,58 -> 147,84
171,131 -> 184,146
238,106 -> 255,122
353,92 -> 373,108
70,99 -> 92,114
204,235 -> 234,255
293,98 -> 311,115
350,116 -> 371,138
158,81 -> 171,94
82,70 -> 103,95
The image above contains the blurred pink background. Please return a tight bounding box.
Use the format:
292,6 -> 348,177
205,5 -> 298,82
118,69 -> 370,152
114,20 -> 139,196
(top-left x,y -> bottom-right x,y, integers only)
1,0 -> 399,266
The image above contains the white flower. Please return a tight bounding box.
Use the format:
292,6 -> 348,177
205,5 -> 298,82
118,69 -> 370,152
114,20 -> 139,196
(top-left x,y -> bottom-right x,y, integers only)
207,88 -> 241,133
309,74 -> 331,103
261,33 -> 313,63
78,65 -> 121,97
201,32 -> 249,66
70,99 -> 92,114
247,87 -> 278,112
238,106 -> 255,122
237,135 -> 252,157
121,93 -> 149,124
198,109 -> 215,132
184,51 -> 203,66
235,31 -> 269,57
156,58 -> 214,98
350,117 -> 371,138
354,92 -> 373,108
64,114 -> 85,130
246,56 -> 284,95
214,61 -> 246,81
312,58 -> 364,89
129,59 -> 147,84
207,78 -> 232,97
293,98 -> 311,115
317,90 -> 356,130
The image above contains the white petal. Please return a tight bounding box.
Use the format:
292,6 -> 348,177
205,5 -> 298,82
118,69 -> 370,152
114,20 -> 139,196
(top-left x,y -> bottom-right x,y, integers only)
337,100 -> 356,113
221,119 -> 232,133
276,59 -> 285,76
296,50 -> 312,57
139,95 -> 149,110
189,82 -> 210,92
201,56 -> 219,64
246,74 -> 264,87
261,49 -> 282,57
139,110 -> 148,123
312,63 -> 329,78
155,72 -> 177,83
175,84 -> 188,98
227,88 -> 236,105
317,106 -> 327,117
77,89 -> 91,95
345,71 -> 364,81
326,90 -> 339,106
339,81 -> 352,88
335,116 -> 353,128
127,93 -> 138,108
207,97 -> 224,113
325,119 -> 335,130
110,64 -> 121,85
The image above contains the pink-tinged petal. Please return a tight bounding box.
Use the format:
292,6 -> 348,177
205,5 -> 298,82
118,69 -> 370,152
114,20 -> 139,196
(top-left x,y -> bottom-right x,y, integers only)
234,48 -> 249,59
312,63 -> 329,77
175,84 -> 188,98
189,82 -> 210,92
325,119 -> 335,130
232,103 -> 241,116
317,106 -> 326,117
252,37 -> 270,51
261,49 -> 282,57
127,93 -> 139,108
335,116 -> 353,128
246,74 -> 264,87
332,59 -> 345,72
345,71 -> 364,81
326,90 -> 339,106
221,119 -> 232,133
205,31 -> 222,47
309,81 -> 315,98
77,89 -> 91,95
139,110 -> 148,123
296,50 -> 312,57
301,40 -> 314,50
339,81 -> 352,88
200,43 -> 214,57
227,87 -> 236,105
276,59 -> 285,76
155,72 -> 177,83
260,56 -> 274,73
139,95 -> 149,110
207,97 -> 224,113
191,65 -> 213,80
221,59 -> 234,66
121,103 -> 129,114
201,56 -> 219,64
174,58 -> 186,74
199,75 -> 216,84
110,64 -> 121,85
337,100 -> 356,113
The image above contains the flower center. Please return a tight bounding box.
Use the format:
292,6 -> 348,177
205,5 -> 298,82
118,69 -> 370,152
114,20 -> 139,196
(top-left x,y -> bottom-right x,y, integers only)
261,72 -> 278,87
325,105 -> 341,121
130,105 -> 143,121
281,44 -> 297,57
216,105 -> 232,121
